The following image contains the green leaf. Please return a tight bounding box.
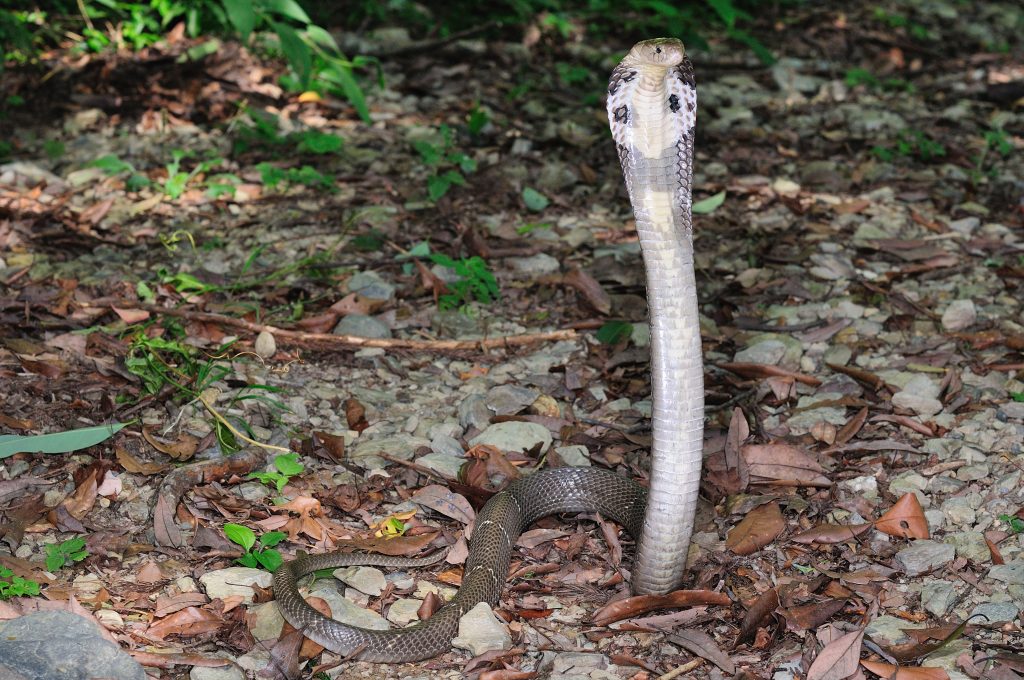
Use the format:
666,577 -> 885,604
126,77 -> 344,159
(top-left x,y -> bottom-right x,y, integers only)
406,241 -> 431,258
236,553 -> 258,568
427,174 -> 452,202
320,60 -> 371,124
262,0 -> 311,24
255,549 -> 283,572
692,190 -> 726,214
45,552 -> 64,572
273,453 -> 303,476
270,21 -> 312,86
260,531 -> 288,548
596,320 -> 633,345
224,523 -> 257,552
61,537 -> 86,553
522,187 -> 549,212
304,24 -> 339,51
296,130 -> 343,154
89,155 -> 134,175
0,423 -> 126,460
413,140 -> 441,166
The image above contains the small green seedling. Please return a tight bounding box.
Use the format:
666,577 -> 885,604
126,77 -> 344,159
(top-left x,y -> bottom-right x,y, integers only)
248,453 -> 304,493
45,537 -> 88,571
0,566 -> 40,599
999,514 -> 1024,533
224,524 -> 286,571
429,253 -> 500,311
412,125 -> 476,202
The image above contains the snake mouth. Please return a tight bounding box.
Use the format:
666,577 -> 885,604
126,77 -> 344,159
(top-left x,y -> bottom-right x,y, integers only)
624,38 -> 685,68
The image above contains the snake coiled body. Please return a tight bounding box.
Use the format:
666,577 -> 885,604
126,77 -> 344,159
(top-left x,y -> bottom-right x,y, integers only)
273,38 -> 703,662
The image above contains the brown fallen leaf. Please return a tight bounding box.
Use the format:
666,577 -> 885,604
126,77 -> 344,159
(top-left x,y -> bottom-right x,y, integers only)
115,445 -> 169,475
791,523 -> 872,545
781,598 -> 847,633
142,428 -> 199,462
590,590 -> 730,627
667,628 -> 735,674
719,362 -> 822,386
860,660 -> 949,679
727,502 -> 784,556
412,485 -> 475,525
807,628 -> 864,680
827,362 -> 888,391
835,407 -> 868,446
875,493 -> 929,539
742,444 -> 831,487
147,606 -> 224,639
563,267 -> 611,315
737,587 -> 779,645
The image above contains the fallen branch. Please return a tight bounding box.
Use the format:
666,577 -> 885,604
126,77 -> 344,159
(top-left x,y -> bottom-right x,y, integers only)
79,301 -> 578,353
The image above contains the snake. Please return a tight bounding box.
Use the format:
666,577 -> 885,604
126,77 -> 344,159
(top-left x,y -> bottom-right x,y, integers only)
272,38 -> 704,663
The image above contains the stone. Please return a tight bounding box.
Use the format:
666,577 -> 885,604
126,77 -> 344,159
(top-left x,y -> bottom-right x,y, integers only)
199,567 -> 272,602
941,299 -> 977,331
0,611 -> 145,680
469,421 -> 552,455
451,602 -> 511,655
989,562 -> 1024,585
335,566 -> 387,596
386,598 -> 423,627
895,540 -> 955,576
969,600 -> 1018,624
943,532 -> 989,562
920,581 -> 956,618
486,384 -> 541,416
940,497 -> 976,527
334,314 -> 392,339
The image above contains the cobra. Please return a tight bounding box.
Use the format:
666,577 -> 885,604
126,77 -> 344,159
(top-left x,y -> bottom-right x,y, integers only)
272,38 -> 703,662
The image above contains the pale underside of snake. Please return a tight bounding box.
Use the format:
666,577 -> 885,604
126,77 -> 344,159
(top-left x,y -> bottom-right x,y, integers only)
272,38 -> 704,663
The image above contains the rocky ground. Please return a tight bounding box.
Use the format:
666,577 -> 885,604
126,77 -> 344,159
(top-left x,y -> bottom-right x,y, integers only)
1,2 -> 1024,679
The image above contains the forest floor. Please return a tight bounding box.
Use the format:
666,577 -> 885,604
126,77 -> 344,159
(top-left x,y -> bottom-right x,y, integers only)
1,2 -> 1024,679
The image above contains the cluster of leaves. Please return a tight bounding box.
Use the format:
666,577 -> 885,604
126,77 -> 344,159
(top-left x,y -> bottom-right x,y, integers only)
412,125 -> 477,202
340,0 -> 777,63
0,566 -> 40,599
872,7 -> 935,42
872,129 -> 946,163
45,537 -> 88,571
248,452 -> 304,493
90,151 -> 240,198
844,68 -> 914,93
224,523 -> 285,571
430,253 -> 500,310
125,330 -> 287,453
233,108 -> 344,156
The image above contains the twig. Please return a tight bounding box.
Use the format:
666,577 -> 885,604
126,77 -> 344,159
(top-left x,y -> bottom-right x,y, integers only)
78,300 -> 577,353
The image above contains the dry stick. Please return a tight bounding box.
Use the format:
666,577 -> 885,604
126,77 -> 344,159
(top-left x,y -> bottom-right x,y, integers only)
79,301 -> 577,352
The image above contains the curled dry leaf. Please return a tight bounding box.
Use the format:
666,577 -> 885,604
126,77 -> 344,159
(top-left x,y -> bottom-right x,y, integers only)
781,598 -> 848,633
738,587 -> 780,644
142,428 -> 199,462
860,660 -> 949,680
667,628 -> 735,674
791,523 -> 872,545
807,628 -> 863,680
412,485 -> 475,525
875,493 -> 929,539
742,444 -> 831,487
727,502 -> 784,556
590,590 -> 731,627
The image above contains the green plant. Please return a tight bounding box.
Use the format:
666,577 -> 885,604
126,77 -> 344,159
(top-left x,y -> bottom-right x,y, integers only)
430,253 -> 500,311
596,320 -> 633,345
1011,392 -> 1024,403
248,452 -> 304,492
0,566 -> 40,599
872,8 -> 934,42
222,0 -> 378,123
45,537 -> 88,571
412,125 -> 476,202
872,129 -> 946,163
224,523 -> 286,571
256,162 -> 334,191
844,68 -> 914,93
233,108 -> 344,157
466,104 -> 489,137
1000,514 -> 1024,532
89,154 -> 152,190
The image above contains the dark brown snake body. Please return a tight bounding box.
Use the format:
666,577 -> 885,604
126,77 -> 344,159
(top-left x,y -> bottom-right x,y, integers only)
273,38 -> 703,662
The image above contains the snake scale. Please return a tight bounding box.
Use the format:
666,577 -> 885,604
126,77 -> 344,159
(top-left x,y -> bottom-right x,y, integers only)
272,38 -> 704,662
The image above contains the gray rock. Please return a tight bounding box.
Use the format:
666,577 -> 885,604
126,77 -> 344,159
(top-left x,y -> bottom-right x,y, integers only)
416,452 -> 465,479
486,384 -> 541,416
891,391 -> 943,418
199,567 -> 272,602
734,339 -> 788,366
451,602 -> 511,655
508,253 -> 561,277
941,299 -> 977,331
989,562 -> 1024,585
920,581 -> 956,618
956,464 -> 990,482
970,600 -> 1019,624
430,434 -> 464,457
469,421 -> 552,455
308,581 -> 389,630
190,666 -> 245,680
458,394 -> 492,431
333,314 -> 392,339
1001,403 -> 1024,420
0,611 -> 145,680
895,540 -> 955,576
350,435 -> 431,469
386,598 -> 423,627
943,532 -> 989,562
335,566 -> 387,596
347,271 -> 395,301
550,652 -> 609,675
248,601 -> 284,642
865,614 -> 920,647
940,497 -> 977,527
432,309 -> 486,338
555,445 -> 591,467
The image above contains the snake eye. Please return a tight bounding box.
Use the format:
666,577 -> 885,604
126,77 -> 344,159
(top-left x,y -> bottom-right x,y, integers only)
655,47 -> 662,54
